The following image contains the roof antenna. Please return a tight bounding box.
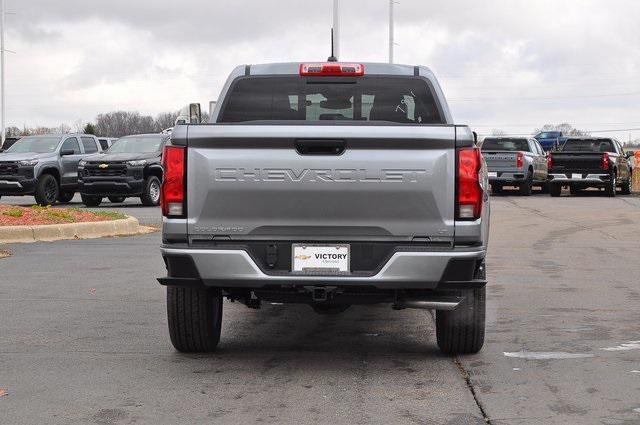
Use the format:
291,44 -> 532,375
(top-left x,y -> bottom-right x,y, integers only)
327,28 -> 338,62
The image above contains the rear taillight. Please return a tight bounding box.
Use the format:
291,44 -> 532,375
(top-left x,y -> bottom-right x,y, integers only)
516,152 -> 524,168
457,147 -> 484,220
602,152 -> 610,171
299,62 -> 365,77
547,154 -> 553,170
161,146 -> 186,217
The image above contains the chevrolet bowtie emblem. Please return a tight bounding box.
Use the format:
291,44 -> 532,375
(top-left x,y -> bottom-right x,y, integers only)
98,163 -> 109,169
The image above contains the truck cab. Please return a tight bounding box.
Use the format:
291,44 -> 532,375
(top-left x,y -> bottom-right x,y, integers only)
535,131 -> 567,152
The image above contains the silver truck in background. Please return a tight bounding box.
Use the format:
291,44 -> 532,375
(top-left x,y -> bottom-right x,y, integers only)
0,134 -> 103,205
481,136 -> 548,195
158,62 -> 490,355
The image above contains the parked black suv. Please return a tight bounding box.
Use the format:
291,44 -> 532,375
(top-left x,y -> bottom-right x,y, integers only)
78,134 -> 169,206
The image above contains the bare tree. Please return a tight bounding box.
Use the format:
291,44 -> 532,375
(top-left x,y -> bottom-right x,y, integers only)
73,119 -> 85,133
95,111 -> 158,137
534,123 -> 589,137
491,129 -> 507,136
154,111 -> 180,131
5,126 -> 21,137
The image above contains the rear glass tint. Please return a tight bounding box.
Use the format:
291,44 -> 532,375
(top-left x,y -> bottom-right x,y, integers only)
481,138 -> 530,151
218,76 -> 443,124
561,139 -> 614,152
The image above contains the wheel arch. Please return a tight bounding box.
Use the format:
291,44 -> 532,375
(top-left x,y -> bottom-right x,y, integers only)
38,167 -> 61,183
145,165 -> 163,181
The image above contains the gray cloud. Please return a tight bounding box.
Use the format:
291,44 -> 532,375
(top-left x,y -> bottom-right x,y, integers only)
3,0 -> 640,140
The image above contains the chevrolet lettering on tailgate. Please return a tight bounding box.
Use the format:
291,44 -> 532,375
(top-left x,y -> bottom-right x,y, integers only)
213,168 -> 428,183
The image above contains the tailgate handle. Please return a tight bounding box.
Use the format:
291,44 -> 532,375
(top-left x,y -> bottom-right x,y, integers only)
295,139 -> 345,156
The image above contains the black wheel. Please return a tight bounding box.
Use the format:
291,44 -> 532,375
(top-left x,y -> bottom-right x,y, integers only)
620,175 -> 631,195
34,174 -> 59,206
436,286 -> 486,355
167,286 -> 223,352
549,184 -> 562,197
141,176 -> 161,206
538,182 -> 549,194
490,183 -> 502,194
518,170 -> 533,196
57,191 -> 75,203
81,194 -> 102,207
604,172 -> 616,197
108,196 -> 126,203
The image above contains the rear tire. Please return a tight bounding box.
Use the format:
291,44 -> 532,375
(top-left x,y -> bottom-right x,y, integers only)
518,171 -> 533,196
57,190 -> 75,203
604,173 -> 616,197
539,182 -> 549,194
34,174 -> 59,206
167,286 -> 223,352
436,287 -> 486,355
141,176 -> 161,206
81,194 -> 102,207
108,196 -> 126,203
549,184 -> 562,197
620,177 -> 631,195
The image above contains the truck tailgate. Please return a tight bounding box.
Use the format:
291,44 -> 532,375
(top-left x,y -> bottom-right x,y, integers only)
184,125 -> 457,241
551,153 -> 603,173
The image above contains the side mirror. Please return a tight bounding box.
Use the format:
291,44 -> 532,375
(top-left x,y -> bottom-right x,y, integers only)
625,151 -> 634,158
189,103 -> 202,124
177,103 -> 202,124
472,131 -> 478,145
60,149 -> 75,156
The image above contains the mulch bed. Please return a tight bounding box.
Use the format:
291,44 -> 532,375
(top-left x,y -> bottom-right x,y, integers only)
0,205 -> 126,227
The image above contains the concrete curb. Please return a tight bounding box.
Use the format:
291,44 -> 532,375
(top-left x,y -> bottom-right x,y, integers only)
0,216 -> 146,244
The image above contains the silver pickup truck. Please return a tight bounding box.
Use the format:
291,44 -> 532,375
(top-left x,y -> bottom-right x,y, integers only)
481,136 -> 548,195
158,62 -> 490,355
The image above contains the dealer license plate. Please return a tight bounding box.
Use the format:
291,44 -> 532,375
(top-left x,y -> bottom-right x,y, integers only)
571,173 -> 582,179
488,172 -> 498,178
292,244 -> 350,273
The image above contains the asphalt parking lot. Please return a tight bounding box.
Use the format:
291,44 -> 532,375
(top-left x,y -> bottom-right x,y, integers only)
1,193 -> 640,424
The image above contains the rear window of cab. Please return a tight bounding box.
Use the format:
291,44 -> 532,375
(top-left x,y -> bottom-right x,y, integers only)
481,138 -> 530,151
218,76 -> 444,125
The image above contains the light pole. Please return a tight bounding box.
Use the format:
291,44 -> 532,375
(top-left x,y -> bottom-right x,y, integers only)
333,0 -> 340,60
388,0 -> 395,63
1,0 -> 5,148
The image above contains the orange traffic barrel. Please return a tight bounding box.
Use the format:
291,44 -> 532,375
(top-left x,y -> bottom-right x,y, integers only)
633,151 -> 640,193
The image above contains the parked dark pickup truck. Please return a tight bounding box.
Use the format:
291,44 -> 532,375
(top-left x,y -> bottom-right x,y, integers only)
78,134 -> 169,206
548,137 -> 633,197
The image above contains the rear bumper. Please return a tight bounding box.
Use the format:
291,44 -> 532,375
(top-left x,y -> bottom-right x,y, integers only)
158,246 -> 486,290
79,177 -> 145,196
0,177 -> 36,195
489,173 -> 527,184
549,173 -> 610,185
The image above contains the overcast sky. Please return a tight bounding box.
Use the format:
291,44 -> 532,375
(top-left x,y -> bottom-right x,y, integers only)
4,0 -> 640,140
